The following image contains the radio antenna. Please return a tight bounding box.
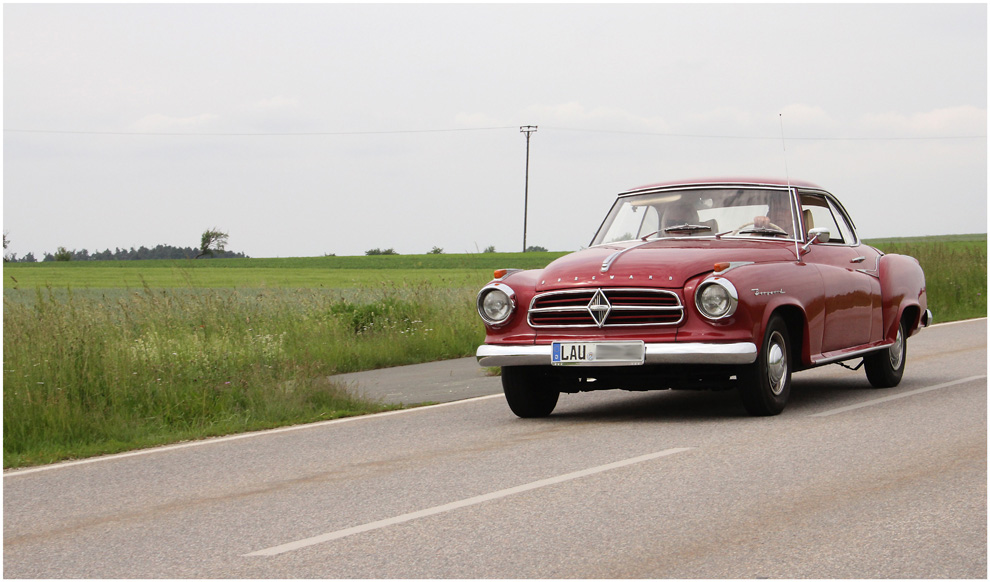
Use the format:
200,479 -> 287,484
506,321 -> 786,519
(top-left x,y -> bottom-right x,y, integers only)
779,113 -> 801,260
779,113 -> 791,187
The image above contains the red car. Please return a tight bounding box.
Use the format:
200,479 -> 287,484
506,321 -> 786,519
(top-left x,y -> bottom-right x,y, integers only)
476,178 -> 932,417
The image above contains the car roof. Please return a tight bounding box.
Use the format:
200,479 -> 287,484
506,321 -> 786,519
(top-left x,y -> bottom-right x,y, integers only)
622,177 -> 824,194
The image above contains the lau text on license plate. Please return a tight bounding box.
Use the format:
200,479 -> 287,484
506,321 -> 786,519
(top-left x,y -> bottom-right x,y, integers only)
551,341 -> 645,366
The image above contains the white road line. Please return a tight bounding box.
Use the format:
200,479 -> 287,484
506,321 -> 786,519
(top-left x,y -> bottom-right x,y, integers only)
929,317 -> 986,328
243,447 -> 693,557
3,394 -> 504,478
811,375 -> 987,418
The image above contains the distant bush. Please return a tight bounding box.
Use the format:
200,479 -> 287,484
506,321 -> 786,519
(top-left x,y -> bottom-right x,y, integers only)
53,247 -> 73,262
365,248 -> 399,256
483,245 -> 496,253
328,296 -> 422,334
526,245 -> 548,253
429,246 -> 444,255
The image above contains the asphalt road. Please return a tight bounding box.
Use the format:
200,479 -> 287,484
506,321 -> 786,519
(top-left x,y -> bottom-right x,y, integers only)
328,356 -> 501,405
4,319 -> 986,578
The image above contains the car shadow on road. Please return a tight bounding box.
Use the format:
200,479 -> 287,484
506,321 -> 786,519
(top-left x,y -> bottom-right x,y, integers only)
544,374 -> 878,422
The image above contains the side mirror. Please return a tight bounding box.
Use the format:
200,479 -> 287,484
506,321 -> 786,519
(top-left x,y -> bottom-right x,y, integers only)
801,228 -> 831,255
808,227 -> 831,243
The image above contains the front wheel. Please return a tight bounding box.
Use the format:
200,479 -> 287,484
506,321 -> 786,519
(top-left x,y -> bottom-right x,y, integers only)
501,366 -> 559,418
738,314 -> 791,416
864,320 -> 906,388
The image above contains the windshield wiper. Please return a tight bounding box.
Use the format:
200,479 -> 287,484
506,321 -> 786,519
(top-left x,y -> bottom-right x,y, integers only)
736,226 -> 789,237
663,224 -> 713,234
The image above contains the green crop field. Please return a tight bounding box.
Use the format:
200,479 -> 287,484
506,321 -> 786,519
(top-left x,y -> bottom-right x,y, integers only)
3,238 -> 985,468
2,252 -> 570,290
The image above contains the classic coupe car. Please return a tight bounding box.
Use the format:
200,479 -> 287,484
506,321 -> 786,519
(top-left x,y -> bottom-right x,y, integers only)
476,178 -> 931,417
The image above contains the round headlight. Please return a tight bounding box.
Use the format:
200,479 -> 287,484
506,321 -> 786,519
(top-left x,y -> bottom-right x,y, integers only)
478,286 -> 515,326
696,279 -> 738,320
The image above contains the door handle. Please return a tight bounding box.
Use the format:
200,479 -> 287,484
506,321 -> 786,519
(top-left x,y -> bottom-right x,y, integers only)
850,256 -> 866,263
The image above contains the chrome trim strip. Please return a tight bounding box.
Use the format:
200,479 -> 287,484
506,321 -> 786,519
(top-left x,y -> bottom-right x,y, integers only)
714,261 -> 753,275
495,268 -> 523,281
854,254 -> 881,278
619,182 -> 800,196
534,305 -> 683,314
476,342 -> 758,367
601,239 -> 654,273
810,342 -> 892,366
644,342 -> 756,364
528,287 -> 684,328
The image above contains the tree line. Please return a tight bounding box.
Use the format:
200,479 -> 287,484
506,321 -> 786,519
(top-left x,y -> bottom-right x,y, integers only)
4,244 -> 248,263
364,245 -> 548,256
3,229 -> 245,262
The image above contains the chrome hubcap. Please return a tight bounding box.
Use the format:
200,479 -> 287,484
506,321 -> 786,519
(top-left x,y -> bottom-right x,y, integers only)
889,326 -> 904,369
766,331 -> 787,396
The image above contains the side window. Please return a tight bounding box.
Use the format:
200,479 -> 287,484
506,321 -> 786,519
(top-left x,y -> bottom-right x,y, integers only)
827,199 -> 857,245
800,194 -> 850,245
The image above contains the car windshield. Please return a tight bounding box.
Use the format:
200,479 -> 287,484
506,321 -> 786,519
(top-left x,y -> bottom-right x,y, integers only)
591,187 -> 799,246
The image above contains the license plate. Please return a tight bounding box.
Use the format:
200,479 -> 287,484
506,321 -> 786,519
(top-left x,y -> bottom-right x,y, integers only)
551,341 -> 645,366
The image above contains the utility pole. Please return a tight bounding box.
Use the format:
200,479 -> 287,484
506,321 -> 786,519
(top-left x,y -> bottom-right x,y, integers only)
520,125 -> 537,252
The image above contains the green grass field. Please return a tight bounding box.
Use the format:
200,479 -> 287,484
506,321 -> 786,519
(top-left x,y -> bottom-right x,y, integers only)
2,252 -> 570,289
3,238 -> 985,468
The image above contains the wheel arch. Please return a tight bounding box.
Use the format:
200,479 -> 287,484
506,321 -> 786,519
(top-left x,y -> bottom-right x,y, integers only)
766,304 -> 809,371
898,304 -> 923,338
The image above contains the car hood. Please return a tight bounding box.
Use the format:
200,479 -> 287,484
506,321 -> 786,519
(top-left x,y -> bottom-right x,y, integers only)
535,239 -> 797,291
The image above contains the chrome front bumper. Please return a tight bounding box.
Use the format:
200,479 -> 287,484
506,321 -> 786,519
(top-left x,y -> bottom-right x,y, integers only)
476,342 -> 758,367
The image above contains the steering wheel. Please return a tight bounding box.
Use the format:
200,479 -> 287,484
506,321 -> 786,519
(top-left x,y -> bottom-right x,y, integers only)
731,221 -> 787,235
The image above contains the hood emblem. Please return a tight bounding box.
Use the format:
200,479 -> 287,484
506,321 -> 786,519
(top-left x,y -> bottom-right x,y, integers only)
587,289 -> 612,327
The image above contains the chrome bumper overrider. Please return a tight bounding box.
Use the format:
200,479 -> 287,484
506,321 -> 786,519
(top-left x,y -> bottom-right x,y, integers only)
476,342 -> 758,367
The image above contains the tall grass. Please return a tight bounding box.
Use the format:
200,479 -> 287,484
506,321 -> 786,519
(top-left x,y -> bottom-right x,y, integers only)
3,283 -> 482,468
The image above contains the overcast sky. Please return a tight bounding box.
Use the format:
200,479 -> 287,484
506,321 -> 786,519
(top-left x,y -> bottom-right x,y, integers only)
4,3 -> 987,259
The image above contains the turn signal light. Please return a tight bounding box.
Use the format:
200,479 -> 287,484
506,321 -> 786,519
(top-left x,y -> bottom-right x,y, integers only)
714,262 -> 730,273
493,269 -> 508,279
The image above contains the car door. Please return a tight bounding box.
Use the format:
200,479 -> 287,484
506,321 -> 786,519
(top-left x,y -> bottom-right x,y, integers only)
799,192 -> 883,353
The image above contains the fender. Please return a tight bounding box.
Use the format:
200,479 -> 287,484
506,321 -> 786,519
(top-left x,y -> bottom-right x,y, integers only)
480,268 -> 543,344
877,253 -> 928,339
685,261 -> 826,367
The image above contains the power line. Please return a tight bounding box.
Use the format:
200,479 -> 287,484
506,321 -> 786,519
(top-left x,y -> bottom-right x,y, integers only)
2,126 -> 518,137
542,126 -> 986,141
2,125 -> 984,141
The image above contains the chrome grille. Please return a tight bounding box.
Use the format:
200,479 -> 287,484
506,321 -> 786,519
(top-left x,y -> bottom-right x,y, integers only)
528,288 -> 683,328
